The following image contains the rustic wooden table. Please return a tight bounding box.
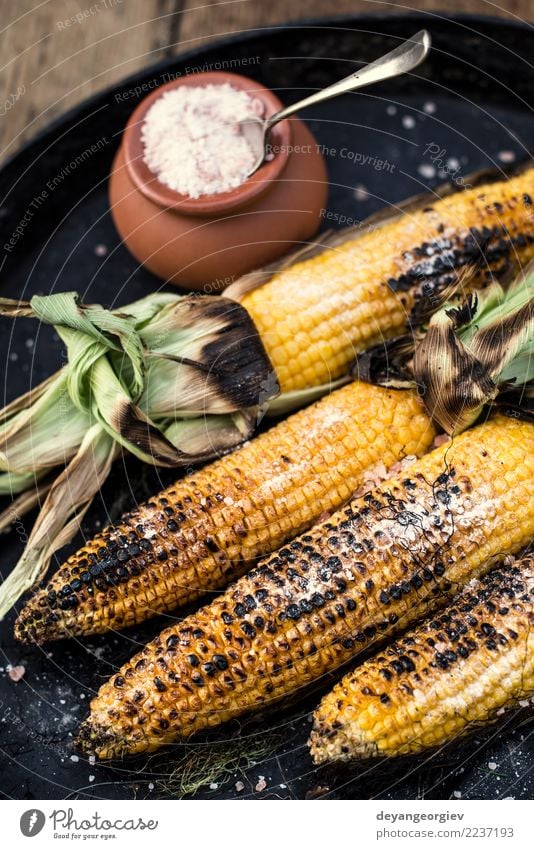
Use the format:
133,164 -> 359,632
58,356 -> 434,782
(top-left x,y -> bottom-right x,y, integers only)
0,0 -> 531,161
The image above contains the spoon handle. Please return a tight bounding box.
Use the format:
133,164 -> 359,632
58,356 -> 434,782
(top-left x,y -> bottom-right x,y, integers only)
265,29 -> 431,130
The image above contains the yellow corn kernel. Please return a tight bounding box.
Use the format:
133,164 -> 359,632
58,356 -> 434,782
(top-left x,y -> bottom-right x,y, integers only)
242,170 -> 534,392
16,382 -> 435,643
77,415 -> 534,759
310,556 -> 534,762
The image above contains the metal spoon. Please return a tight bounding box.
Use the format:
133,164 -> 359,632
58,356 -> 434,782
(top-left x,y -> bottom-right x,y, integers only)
240,29 -> 431,176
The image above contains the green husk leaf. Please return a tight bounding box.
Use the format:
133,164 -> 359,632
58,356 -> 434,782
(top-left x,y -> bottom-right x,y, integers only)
0,425 -> 117,621
0,372 -> 59,423
0,469 -> 51,496
0,371 -> 90,474
464,280 -> 534,382
88,355 -> 189,466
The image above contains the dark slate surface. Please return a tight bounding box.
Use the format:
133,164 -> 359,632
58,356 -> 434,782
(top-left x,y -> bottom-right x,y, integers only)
0,14 -> 533,800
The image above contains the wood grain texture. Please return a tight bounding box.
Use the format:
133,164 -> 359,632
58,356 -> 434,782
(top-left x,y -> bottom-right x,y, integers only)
0,0 -> 178,159
0,0 -> 531,161
177,0 -> 531,47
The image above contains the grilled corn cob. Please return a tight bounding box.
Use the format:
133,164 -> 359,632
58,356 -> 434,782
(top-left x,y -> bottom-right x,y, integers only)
309,556 -> 534,763
5,169 -> 534,626
77,414 -> 534,759
238,167 -> 534,393
15,382 -> 435,643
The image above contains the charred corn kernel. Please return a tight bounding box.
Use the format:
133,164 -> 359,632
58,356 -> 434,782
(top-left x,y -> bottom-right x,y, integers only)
76,415 -> 534,759
15,382 -> 435,644
309,556 -> 534,762
241,169 -> 534,393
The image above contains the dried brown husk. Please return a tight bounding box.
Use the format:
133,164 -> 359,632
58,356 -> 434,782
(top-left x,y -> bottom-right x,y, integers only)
414,265 -> 534,433
352,261 -> 534,434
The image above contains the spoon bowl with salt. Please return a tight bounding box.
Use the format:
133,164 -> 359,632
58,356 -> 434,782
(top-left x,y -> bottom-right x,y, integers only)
240,29 -> 431,176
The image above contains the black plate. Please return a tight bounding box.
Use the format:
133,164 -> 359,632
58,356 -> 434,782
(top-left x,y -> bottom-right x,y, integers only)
1,13 -> 533,801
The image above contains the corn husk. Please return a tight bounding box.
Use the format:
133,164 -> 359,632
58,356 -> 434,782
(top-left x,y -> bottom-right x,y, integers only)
354,263 -> 534,434
0,291 -> 275,618
414,264 -> 534,433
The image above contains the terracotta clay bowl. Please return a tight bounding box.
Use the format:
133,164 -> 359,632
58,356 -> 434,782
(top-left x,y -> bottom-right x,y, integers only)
109,71 -> 328,291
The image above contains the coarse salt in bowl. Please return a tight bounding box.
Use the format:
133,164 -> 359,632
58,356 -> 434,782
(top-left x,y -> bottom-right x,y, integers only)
141,83 -> 266,199
110,71 -> 327,289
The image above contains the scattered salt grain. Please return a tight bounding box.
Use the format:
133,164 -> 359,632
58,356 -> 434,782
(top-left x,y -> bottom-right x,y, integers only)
391,455 -> 417,475
255,777 -> 267,792
402,115 -> 416,129
148,782 -> 155,791
88,645 -> 107,660
498,150 -> 516,164
7,664 -> 25,682
446,157 -> 460,171
70,755 -> 79,763
423,101 -> 437,114
88,754 -> 96,766
9,352 -> 18,362
94,244 -> 108,257
352,460 -> 390,498
141,84 -> 265,198
235,780 -> 245,792
418,163 -> 436,179
386,104 -> 397,116
488,762 -> 497,771
25,338 -> 34,349
354,184 -> 369,202
89,775 -> 95,783
453,791 -> 462,798
209,782 -> 219,790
